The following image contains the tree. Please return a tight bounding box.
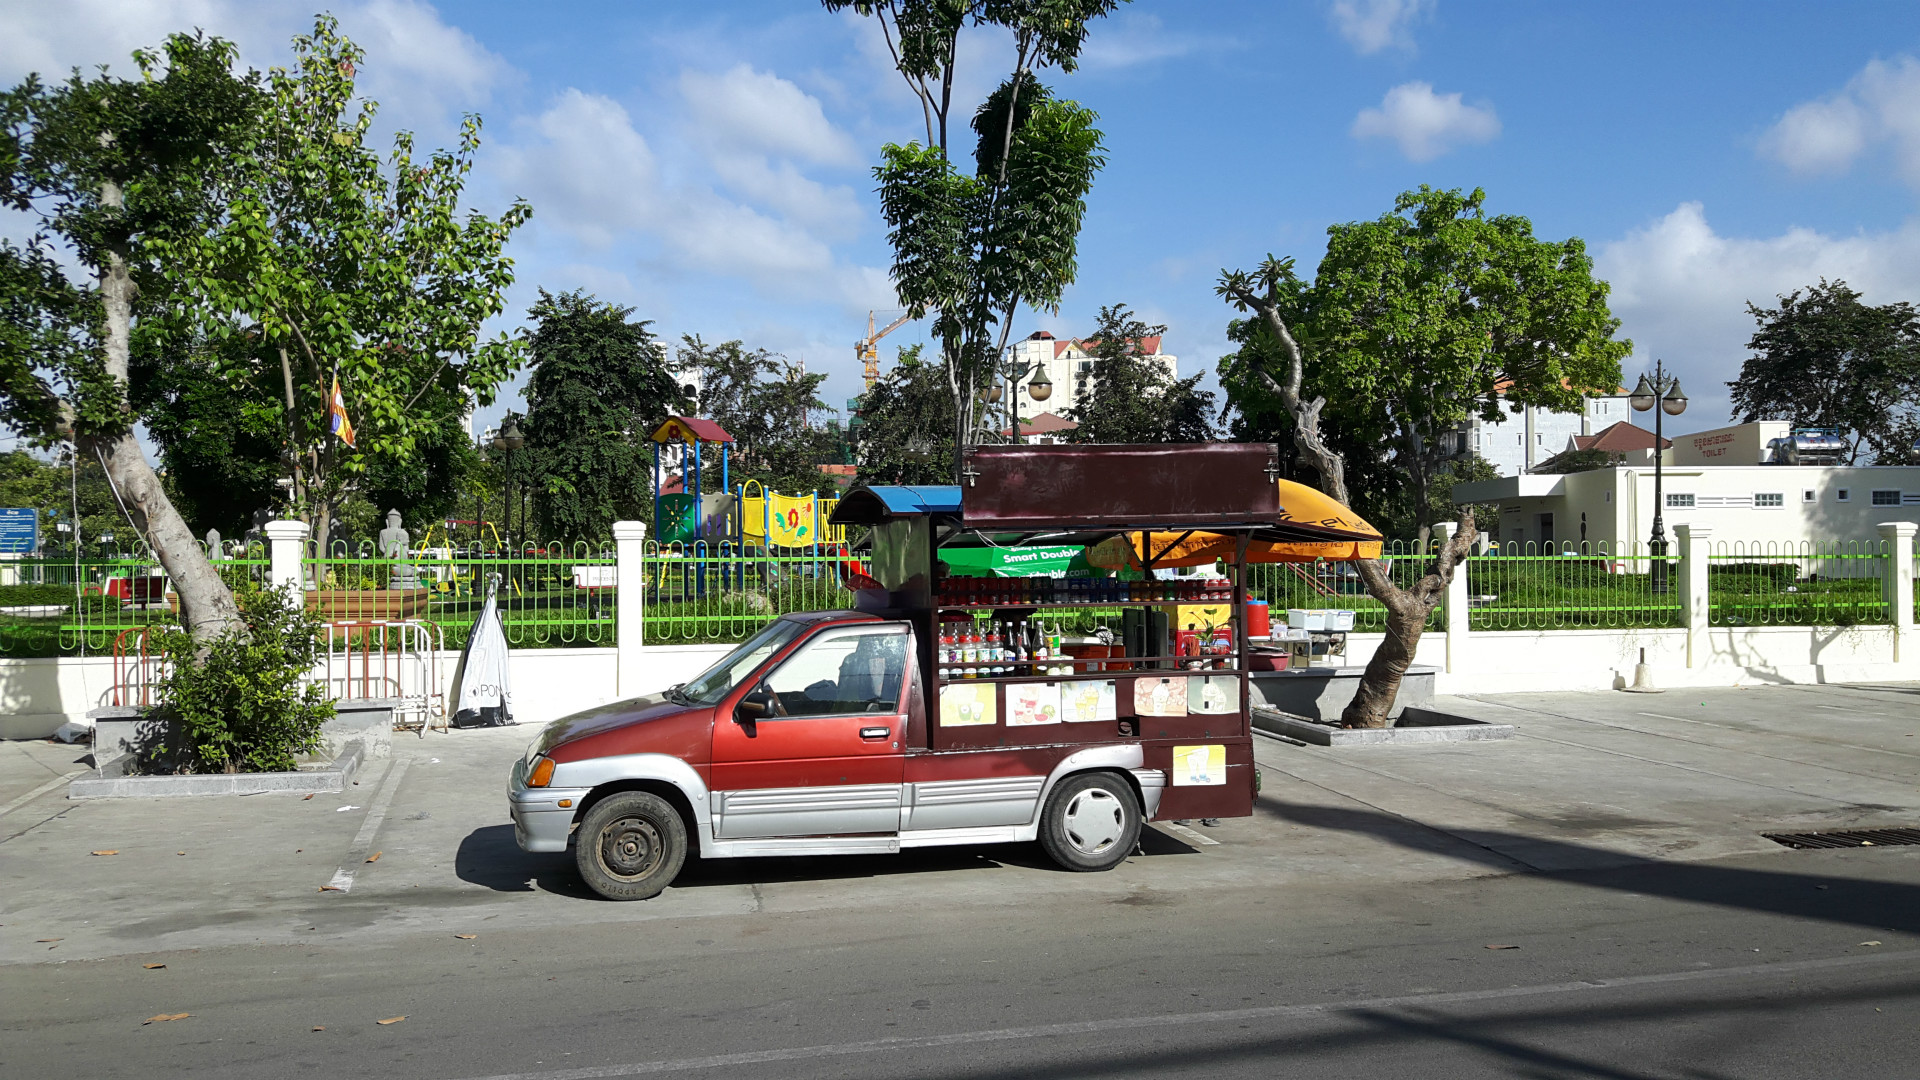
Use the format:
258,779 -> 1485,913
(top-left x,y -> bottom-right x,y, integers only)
853,343 -> 959,485
676,335 -> 835,494
0,449 -> 121,555
521,290 -> 682,541
1729,279 -> 1920,464
131,330 -> 285,540
1066,304 -> 1214,443
161,16 -> 531,557
1,32 -> 258,641
841,1 -> 1116,478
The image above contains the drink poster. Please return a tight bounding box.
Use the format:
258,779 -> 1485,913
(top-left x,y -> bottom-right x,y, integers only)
1172,744 -> 1226,786
1063,680 -> 1117,724
1133,676 -> 1188,717
938,683 -> 997,727
1187,674 -> 1239,715
1008,683 -> 1062,726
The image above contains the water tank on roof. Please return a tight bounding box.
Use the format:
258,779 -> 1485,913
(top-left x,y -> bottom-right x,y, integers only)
1765,428 -> 1849,465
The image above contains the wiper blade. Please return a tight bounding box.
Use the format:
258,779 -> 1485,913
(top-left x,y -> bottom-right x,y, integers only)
664,683 -> 691,705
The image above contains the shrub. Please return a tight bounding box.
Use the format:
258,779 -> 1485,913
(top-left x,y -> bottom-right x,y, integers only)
154,584 -> 334,773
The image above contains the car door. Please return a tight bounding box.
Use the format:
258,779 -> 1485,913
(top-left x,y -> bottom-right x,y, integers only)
711,622 -> 911,838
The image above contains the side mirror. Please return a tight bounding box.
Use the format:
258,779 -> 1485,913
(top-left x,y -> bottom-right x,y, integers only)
735,685 -> 773,724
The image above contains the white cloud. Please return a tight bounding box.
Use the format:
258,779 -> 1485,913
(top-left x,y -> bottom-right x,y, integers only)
1328,0 -> 1433,56
495,90 -> 658,248
1760,55 -> 1920,185
1076,13 -> 1211,70
0,0 -> 508,138
1595,201 -> 1920,426
1351,81 -> 1500,161
681,63 -> 862,167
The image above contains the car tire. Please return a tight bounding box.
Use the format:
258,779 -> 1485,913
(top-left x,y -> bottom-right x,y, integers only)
1038,772 -> 1140,872
575,791 -> 687,901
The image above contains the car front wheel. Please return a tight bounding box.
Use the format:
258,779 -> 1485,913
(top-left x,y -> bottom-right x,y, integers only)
575,791 -> 687,900
1038,772 -> 1140,872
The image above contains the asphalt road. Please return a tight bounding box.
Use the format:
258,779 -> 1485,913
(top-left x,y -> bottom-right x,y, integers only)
7,836 -> 1917,1079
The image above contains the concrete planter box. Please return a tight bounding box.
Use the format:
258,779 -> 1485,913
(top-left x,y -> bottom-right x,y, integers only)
1254,705 -> 1515,746
1248,664 -> 1436,721
79,701 -> 387,796
69,740 -> 365,799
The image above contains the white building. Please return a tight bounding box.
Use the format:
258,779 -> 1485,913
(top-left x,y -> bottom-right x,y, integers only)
1455,459 -> 1920,551
1448,390 -> 1634,476
1007,331 -> 1178,424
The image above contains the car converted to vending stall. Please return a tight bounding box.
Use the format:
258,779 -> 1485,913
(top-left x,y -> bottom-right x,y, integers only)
508,443 -> 1382,900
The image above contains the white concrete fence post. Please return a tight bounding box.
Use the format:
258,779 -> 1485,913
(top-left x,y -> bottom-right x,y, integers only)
613,520 -> 648,697
264,519 -> 309,599
1437,521 -> 1471,674
1878,521 -> 1917,664
1675,524 -> 1711,668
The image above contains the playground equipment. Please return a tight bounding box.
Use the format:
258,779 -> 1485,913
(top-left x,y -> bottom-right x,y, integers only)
736,481 -> 846,550
651,416 -> 736,545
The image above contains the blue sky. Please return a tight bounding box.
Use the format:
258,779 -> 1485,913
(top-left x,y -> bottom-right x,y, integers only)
7,0 -> 1920,442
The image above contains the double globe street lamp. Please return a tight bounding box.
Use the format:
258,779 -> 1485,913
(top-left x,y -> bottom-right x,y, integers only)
1628,362 -> 1687,592
978,358 -> 1053,444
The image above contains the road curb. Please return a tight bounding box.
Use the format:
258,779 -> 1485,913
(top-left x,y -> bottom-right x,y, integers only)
67,740 -> 365,800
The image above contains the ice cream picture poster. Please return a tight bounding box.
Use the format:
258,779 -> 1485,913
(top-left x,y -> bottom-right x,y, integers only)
1187,675 -> 1239,715
1133,677 -> 1188,717
1008,683 -> 1062,726
1172,744 -> 1225,786
939,683 -> 997,727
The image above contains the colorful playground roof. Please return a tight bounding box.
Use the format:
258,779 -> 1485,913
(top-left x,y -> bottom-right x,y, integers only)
650,416 -> 734,444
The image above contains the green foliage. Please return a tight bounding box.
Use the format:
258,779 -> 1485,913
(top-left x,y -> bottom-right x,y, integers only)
854,343 -> 960,485
677,335 -> 838,494
152,15 -> 530,547
130,329 -> 285,538
0,449 -> 122,553
1066,304 -> 1213,443
1219,187 -> 1630,532
522,290 -> 682,541
1729,279 -> 1920,464
154,584 -> 334,773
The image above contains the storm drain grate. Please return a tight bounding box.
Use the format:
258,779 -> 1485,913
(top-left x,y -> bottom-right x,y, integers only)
1762,828 -> 1920,850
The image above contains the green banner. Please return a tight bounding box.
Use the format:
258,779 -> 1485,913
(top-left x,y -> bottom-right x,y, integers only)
939,545 -> 1089,578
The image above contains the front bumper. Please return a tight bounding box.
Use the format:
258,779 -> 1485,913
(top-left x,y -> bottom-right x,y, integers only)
507,756 -> 587,853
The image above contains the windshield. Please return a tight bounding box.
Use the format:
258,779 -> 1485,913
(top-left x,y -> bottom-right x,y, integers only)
676,618 -> 809,706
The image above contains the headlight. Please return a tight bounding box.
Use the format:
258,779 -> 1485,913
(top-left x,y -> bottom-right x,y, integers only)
527,756 -> 556,788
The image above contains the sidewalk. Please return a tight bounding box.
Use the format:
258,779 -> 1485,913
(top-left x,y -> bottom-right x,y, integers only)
1,683 -> 1914,966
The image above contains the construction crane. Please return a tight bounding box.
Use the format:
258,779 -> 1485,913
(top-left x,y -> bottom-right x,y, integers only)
857,310 -> 912,389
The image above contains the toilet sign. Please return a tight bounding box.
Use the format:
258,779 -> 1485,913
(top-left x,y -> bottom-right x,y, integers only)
0,509 -> 37,554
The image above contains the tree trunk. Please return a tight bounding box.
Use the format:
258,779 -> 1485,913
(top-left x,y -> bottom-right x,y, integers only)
1338,512 -> 1475,728
94,179 -> 240,644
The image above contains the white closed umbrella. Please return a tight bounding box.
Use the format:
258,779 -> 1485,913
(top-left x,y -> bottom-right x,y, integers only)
450,574 -> 513,727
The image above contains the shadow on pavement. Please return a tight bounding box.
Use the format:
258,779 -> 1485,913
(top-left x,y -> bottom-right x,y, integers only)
453,822 -> 1200,895
1261,797 -> 1920,935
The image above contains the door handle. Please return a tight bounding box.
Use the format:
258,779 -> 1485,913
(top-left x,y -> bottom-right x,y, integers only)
859,726 -> 891,739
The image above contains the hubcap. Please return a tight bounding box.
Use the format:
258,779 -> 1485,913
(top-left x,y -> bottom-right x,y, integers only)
599,816 -> 664,879
1062,788 -> 1125,855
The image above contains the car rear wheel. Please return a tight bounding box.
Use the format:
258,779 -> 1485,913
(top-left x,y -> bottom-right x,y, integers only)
1038,772 -> 1140,872
575,791 -> 687,900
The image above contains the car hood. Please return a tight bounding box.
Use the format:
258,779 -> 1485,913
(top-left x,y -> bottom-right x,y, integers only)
536,692 -> 703,754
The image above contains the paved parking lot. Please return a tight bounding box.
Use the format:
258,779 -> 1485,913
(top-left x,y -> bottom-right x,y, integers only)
1,682 -> 1915,965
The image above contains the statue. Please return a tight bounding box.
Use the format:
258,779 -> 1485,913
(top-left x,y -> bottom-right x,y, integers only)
205,527 -> 225,561
379,510 -> 420,590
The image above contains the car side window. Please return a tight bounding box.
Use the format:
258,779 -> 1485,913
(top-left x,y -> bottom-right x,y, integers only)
763,626 -> 908,718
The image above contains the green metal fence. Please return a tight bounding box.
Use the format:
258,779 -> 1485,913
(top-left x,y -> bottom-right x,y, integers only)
0,544 -> 269,656
307,540 -> 616,649
642,541 -> 854,644
1243,543 -> 1445,632
1707,539 -> 1889,626
1466,541 -> 1682,630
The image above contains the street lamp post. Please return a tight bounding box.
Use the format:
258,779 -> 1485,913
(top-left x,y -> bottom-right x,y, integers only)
993,351 -> 1053,444
490,416 -> 525,549
1628,361 -> 1687,592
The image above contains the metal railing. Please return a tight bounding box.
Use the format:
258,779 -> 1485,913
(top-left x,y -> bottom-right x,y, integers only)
1707,539 -> 1890,626
318,620 -> 447,732
642,540 -> 859,643
1466,541 -> 1681,630
1243,543 -> 1445,633
306,540 -> 617,649
0,543 -> 269,656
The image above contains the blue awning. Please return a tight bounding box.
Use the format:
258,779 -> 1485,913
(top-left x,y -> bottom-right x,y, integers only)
829,485 -> 963,525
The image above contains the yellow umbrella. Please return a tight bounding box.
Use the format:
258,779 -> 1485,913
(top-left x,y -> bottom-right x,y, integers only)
1088,479 -> 1382,569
